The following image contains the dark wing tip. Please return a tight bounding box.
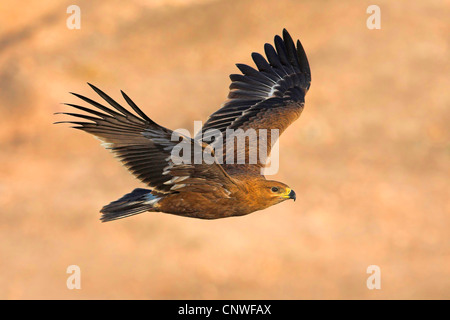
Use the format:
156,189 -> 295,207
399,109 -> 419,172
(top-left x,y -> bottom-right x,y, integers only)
120,89 -> 156,125
296,39 -> 311,83
86,82 -> 98,91
282,28 -> 292,41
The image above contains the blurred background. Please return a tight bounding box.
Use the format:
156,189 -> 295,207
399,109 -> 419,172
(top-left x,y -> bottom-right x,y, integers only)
0,0 -> 449,299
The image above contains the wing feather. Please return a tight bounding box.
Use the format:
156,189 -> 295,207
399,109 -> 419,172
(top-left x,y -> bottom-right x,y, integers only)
199,29 -> 311,174
56,84 -> 236,195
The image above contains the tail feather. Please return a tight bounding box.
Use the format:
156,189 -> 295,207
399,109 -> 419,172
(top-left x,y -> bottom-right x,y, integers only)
100,188 -> 158,222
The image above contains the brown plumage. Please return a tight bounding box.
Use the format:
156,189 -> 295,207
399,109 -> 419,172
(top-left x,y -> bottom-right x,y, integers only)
56,29 -> 311,221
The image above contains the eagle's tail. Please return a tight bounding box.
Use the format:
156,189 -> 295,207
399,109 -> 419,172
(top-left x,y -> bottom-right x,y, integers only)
100,188 -> 159,222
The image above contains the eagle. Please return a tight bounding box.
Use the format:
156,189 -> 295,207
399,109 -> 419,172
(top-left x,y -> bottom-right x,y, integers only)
56,29 -> 311,222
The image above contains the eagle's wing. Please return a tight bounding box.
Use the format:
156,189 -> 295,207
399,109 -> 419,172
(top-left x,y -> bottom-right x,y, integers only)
200,29 -> 311,174
56,84 -> 236,197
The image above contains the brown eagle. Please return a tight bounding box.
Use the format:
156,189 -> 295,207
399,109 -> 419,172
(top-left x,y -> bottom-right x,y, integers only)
56,29 -> 311,221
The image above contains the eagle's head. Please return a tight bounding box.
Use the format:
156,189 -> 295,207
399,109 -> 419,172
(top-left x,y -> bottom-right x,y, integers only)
246,180 -> 296,211
263,180 -> 296,203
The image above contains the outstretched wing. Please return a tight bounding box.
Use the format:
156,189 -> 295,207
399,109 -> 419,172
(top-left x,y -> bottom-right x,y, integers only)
200,29 -> 311,174
56,84 -> 236,196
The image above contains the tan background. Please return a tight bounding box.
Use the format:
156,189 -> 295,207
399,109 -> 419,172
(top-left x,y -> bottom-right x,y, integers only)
0,0 -> 448,299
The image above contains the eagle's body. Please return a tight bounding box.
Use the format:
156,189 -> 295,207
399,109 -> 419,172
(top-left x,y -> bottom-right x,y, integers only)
57,29 -> 311,221
157,177 -> 291,219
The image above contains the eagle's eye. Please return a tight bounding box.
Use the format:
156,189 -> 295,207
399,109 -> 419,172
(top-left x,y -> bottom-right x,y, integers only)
271,187 -> 280,193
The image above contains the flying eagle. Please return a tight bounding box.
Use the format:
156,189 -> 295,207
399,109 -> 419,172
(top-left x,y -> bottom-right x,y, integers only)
56,29 -> 311,221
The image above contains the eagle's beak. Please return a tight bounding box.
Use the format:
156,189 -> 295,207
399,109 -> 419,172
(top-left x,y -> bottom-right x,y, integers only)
288,189 -> 296,201
283,188 -> 296,201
